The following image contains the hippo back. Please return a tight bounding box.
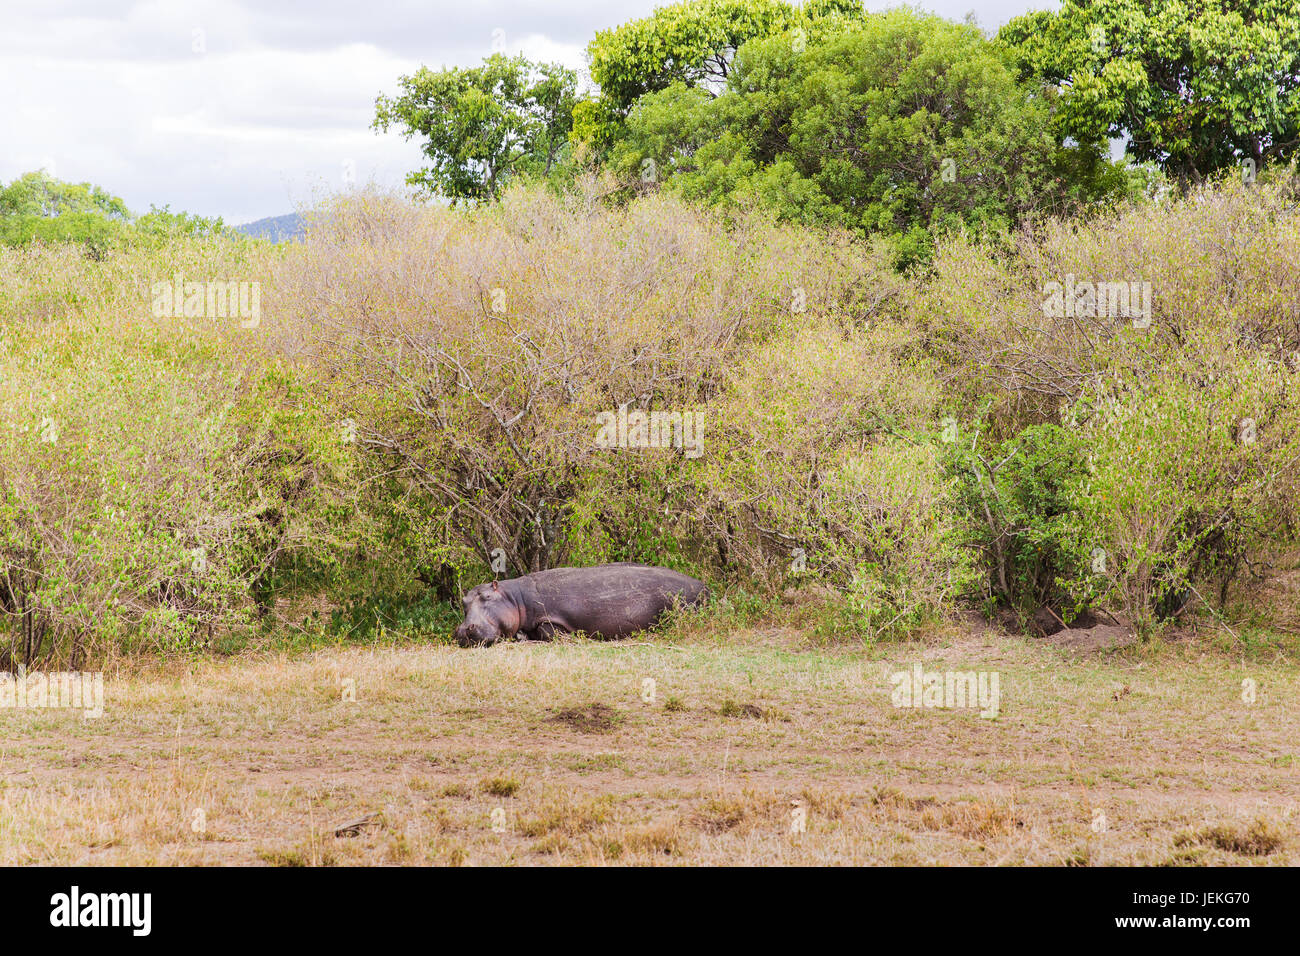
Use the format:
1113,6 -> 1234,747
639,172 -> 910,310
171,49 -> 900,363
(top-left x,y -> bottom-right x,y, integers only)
524,563 -> 707,638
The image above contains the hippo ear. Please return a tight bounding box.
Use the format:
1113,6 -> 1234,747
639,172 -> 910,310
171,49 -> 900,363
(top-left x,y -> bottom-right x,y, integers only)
491,580 -> 500,591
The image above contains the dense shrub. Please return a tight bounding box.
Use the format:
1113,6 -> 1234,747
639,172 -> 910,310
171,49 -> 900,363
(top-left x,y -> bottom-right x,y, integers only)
945,422 -> 1094,620
1073,346 -> 1300,630
2,171 -> 1299,660
0,239 -> 352,665
922,171 -> 1300,630
272,181 -> 891,577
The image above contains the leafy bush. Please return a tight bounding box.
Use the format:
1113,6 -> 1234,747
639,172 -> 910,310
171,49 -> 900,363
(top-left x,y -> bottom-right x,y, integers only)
0,238 -> 352,665
4,170 -> 1300,660
677,318 -> 970,637
923,171 -> 1300,632
945,422 -> 1094,619
1074,347 -> 1300,631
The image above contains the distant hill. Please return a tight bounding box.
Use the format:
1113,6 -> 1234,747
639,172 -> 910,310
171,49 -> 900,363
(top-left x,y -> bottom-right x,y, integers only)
235,213 -> 304,242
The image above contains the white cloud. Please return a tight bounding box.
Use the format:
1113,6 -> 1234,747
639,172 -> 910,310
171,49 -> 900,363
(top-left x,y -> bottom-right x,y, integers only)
0,40 -> 434,223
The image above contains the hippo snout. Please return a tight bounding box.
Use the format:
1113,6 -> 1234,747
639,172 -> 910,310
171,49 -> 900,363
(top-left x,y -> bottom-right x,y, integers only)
453,622 -> 498,648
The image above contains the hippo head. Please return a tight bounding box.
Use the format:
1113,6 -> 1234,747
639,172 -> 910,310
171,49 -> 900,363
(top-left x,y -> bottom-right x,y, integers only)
452,581 -> 523,647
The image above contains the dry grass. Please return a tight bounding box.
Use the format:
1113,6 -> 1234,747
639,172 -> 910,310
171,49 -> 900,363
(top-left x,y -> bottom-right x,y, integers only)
479,776 -> 521,798
548,703 -> 624,734
0,623 -> 1297,866
1175,818 -> 1286,858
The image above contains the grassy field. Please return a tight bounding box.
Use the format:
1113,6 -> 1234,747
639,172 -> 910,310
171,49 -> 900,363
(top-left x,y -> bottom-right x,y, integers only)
1,620 -> 1295,866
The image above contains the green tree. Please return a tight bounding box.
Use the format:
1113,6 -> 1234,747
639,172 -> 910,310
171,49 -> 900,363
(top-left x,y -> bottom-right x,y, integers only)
588,0 -> 862,110
579,0 -> 864,157
131,205 -> 231,244
0,170 -> 131,220
0,171 -> 133,255
998,0 -> 1300,186
945,422 -> 1094,617
0,172 -> 231,254
374,54 -> 578,203
616,9 -> 1136,265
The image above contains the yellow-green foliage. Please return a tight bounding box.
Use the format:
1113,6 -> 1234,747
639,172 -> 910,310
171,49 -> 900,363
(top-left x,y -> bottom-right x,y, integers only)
922,171 -> 1300,630
0,235 -> 353,664
2,172 -> 1299,661
683,318 -> 966,633
273,182 -> 896,580
1076,338 -> 1300,629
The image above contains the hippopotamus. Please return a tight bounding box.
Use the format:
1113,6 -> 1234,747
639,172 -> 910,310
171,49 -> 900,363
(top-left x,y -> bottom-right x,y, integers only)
452,563 -> 708,647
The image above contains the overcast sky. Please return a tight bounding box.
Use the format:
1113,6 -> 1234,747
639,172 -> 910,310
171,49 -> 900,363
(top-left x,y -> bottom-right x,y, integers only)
1,1 -> 1058,224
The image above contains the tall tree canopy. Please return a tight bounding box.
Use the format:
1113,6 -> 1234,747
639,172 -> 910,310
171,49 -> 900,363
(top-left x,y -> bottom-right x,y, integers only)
587,0 -> 864,111
615,9 -> 1137,265
576,0 -> 865,156
0,171 -> 132,252
374,54 -> 578,203
371,0 -> 1300,259
0,171 -> 230,252
998,0 -> 1300,186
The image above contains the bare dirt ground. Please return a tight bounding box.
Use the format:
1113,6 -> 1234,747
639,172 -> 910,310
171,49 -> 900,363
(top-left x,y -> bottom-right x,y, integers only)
1,625 -> 1296,866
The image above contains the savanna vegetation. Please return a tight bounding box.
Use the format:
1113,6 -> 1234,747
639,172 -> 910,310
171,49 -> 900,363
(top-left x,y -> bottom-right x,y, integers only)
3,0 -> 1300,670
3,168 -> 1299,667
5,0 -> 1300,873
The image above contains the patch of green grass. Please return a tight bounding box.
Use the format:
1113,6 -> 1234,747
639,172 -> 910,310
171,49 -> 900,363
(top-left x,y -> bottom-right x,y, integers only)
718,699 -> 788,721
567,752 -> 625,773
327,593 -> 461,644
1175,819 -> 1285,857
256,845 -> 336,867
479,775 -> 521,798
